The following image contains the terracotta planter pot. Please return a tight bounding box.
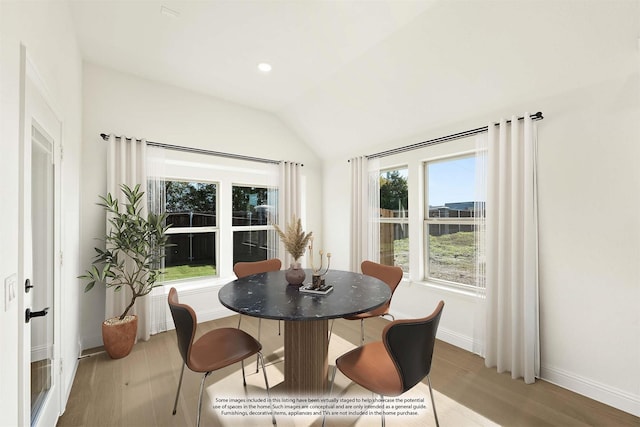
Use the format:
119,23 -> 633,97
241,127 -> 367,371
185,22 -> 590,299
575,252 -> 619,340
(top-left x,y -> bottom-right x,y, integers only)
102,315 -> 137,359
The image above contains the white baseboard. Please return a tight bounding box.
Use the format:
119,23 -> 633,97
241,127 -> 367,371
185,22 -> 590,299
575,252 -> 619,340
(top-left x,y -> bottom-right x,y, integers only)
390,307 -> 639,417
389,308 -> 475,353
152,283 -> 236,332
429,338 -> 640,417
30,344 -> 48,362
60,348 -> 80,415
436,327 -> 474,353
196,306 -> 236,323
163,306 -> 234,331
79,284 -> 235,346
81,333 -> 103,350
540,365 -> 640,417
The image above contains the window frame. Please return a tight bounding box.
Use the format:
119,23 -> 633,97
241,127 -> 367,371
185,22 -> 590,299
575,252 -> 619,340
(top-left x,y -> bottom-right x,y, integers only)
373,134 -> 482,294
423,153 -> 481,292
378,166 -> 410,274
231,183 -> 279,263
152,150 -> 281,286
163,179 -> 220,282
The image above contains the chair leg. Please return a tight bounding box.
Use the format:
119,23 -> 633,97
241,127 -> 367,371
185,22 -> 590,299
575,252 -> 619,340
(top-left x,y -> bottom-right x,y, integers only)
197,371 -> 211,427
380,394 -> 385,427
172,363 -> 186,415
238,314 -> 243,329
381,313 -> 395,321
278,319 -> 281,335
241,360 -> 246,386
257,352 -> 276,425
360,319 -> 365,346
256,318 -> 262,373
427,375 -> 439,427
328,364 -> 337,398
322,365 -> 338,427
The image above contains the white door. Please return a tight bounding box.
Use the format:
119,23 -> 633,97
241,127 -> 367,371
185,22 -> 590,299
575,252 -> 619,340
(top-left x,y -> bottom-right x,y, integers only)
19,47 -> 62,427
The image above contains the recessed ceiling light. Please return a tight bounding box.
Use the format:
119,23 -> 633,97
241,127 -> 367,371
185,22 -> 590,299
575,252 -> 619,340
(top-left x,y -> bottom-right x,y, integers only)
258,63 -> 272,73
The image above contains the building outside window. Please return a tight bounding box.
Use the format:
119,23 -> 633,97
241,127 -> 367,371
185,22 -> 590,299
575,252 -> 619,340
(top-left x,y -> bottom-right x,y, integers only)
424,154 -> 484,289
379,168 -> 409,272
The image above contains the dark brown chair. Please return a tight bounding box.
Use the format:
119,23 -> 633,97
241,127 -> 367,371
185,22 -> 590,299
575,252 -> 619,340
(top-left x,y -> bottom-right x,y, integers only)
168,287 -> 275,426
330,260 -> 404,345
326,300 -> 444,427
233,258 -> 282,371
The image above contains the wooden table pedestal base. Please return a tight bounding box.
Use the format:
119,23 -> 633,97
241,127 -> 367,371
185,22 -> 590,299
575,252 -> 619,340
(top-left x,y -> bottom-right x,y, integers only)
283,319 -> 329,395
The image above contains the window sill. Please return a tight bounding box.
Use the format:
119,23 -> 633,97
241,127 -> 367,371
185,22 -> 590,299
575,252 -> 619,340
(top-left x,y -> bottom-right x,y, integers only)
412,279 -> 484,299
151,275 -> 236,295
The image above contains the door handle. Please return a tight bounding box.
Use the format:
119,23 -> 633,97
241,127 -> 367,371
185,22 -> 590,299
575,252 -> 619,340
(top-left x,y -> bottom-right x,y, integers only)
25,307 -> 49,323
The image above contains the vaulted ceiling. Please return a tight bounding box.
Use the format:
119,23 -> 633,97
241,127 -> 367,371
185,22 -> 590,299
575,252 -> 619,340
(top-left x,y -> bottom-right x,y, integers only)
70,1 -> 636,159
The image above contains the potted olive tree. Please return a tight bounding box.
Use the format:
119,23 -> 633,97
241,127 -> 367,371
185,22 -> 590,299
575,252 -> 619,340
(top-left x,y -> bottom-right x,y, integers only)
80,183 -> 170,359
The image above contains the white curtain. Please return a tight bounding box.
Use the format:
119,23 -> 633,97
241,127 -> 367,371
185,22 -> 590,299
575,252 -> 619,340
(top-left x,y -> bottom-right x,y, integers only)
146,146 -> 166,335
349,157 -> 380,271
105,134 -> 151,341
368,158 -> 380,263
279,161 -> 302,267
473,134 -> 488,357
484,114 -> 540,384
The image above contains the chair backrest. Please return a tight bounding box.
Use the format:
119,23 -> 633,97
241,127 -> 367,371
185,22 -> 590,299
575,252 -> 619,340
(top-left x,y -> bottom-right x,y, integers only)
167,287 -> 197,366
233,258 -> 282,279
383,300 -> 444,393
361,260 -> 403,308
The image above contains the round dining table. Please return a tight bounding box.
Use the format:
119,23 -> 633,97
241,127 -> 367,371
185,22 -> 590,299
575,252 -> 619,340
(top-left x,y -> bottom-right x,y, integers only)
218,268 -> 391,395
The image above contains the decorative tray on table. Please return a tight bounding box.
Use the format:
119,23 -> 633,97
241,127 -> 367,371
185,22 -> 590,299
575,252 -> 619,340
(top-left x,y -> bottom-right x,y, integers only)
299,284 -> 334,295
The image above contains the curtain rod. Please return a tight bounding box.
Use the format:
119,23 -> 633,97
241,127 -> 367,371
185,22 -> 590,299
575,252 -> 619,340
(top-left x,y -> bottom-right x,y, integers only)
100,133 -> 282,165
365,111 -> 543,160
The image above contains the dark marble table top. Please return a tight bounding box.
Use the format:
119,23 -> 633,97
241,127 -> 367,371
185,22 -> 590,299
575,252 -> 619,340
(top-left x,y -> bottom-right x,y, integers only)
218,269 -> 391,321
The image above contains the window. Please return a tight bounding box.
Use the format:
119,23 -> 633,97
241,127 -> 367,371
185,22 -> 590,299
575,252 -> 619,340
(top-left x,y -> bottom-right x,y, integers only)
424,155 -> 484,288
379,168 -> 409,272
163,180 -> 217,281
232,185 -> 278,264
148,150 -> 282,284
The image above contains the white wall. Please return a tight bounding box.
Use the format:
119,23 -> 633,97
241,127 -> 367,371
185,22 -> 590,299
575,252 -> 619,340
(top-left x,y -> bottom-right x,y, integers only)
323,14 -> 640,419
0,0 -> 83,424
79,63 -> 323,347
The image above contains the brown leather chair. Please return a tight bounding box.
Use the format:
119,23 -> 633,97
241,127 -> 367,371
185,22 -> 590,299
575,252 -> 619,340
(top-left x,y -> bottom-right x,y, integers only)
233,258 -> 282,370
330,260 -> 403,345
168,287 -> 275,426
326,301 -> 444,427
233,258 -> 282,279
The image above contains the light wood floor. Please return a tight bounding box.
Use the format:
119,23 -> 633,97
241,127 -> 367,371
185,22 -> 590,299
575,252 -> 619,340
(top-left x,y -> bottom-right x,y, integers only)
57,315 -> 639,426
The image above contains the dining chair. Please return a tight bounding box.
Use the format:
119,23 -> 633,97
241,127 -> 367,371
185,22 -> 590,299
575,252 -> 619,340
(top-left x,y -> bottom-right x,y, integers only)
168,287 -> 275,426
233,258 -> 282,371
330,260 -> 403,345
325,300 -> 444,427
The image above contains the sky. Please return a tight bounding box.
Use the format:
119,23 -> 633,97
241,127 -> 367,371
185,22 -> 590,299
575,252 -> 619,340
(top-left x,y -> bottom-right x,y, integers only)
427,155 -> 482,207
380,154 -> 483,208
